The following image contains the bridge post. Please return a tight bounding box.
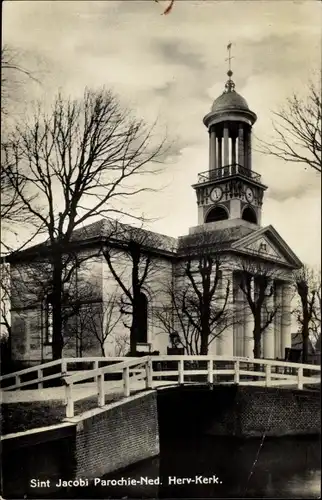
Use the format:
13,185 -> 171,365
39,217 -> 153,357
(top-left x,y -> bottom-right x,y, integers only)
145,359 -> 153,389
207,359 -> 213,385
94,360 -> 99,383
234,360 -> 240,383
123,366 -> 130,397
97,374 -> 105,407
178,359 -> 184,384
65,384 -> 74,418
61,359 -> 67,375
265,364 -> 272,387
37,369 -> 43,389
297,366 -> 303,390
15,375 -> 21,390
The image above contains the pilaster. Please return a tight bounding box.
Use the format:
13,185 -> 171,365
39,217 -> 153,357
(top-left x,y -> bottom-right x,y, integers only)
234,277 -> 244,357
217,269 -> 234,356
281,282 -> 292,359
223,125 -> 229,169
209,129 -> 216,171
238,124 -> 244,167
274,283 -> 283,358
231,136 -> 236,165
218,136 -> 222,169
263,279 -> 275,359
244,276 -> 254,358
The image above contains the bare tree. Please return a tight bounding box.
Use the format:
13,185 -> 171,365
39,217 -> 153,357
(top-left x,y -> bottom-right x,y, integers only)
258,75 -> 321,173
4,88 -> 168,359
1,45 -> 41,117
103,223 -> 165,355
1,46 -> 41,245
75,293 -> 123,356
155,282 -> 199,355
156,231 -> 233,355
0,264 -> 11,338
238,257 -> 282,359
293,266 -> 321,363
6,248 -> 106,360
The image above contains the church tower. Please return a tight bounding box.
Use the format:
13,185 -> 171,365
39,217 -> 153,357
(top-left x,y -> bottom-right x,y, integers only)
193,62 -> 267,229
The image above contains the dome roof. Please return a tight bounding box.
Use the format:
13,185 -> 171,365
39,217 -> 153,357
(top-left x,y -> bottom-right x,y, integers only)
211,90 -> 249,113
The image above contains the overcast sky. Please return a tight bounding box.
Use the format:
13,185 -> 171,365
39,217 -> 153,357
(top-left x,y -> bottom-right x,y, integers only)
3,0 -> 321,267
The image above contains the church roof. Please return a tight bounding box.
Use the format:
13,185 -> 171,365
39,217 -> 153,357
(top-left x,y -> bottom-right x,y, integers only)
211,90 -> 249,113
177,225 -> 254,255
5,219 -> 302,270
70,219 -> 178,255
6,218 -> 179,262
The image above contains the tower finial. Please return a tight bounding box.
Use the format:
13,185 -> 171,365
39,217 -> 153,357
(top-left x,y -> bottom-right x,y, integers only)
225,42 -> 235,92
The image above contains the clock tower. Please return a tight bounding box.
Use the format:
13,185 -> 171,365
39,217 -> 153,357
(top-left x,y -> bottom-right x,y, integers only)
193,67 -> 267,228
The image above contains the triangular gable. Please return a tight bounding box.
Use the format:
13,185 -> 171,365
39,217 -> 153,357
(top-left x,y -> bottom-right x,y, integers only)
230,225 -> 303,268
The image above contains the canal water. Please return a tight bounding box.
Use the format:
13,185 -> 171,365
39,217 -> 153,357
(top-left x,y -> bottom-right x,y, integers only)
72,435 -> 321,499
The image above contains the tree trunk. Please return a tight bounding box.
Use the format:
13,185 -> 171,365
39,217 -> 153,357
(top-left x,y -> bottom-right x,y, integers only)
130,308 -> 139,356
253,336 -> 261,359
302,325 -> 309,364
200,310 -> 210,355
130,244 -> 140,356
51,256 -> 64,360
253,314 -> 261,359
200,335 -> 208,355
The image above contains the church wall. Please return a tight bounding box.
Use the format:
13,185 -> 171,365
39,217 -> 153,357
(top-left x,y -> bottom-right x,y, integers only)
170,258 -> 235,355
9,249 -> 104,364
101,248 -> 173,356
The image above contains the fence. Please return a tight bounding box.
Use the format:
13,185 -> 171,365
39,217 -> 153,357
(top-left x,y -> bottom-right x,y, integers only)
62,355 -> 320,418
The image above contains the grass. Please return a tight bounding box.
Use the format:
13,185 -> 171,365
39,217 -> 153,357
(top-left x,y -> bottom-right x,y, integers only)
0,390 -> 144,435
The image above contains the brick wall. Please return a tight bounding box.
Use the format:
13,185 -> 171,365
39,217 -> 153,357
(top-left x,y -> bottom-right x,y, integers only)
237,386 -> 321,437
2,391 -> 159,498
157,385 -> 321,439
75,391 -> 159,478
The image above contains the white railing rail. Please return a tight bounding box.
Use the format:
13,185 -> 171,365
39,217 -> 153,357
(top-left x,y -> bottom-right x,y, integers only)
63,356 -> 152,418
62,355 -> 320,419
0,356 -> 130,391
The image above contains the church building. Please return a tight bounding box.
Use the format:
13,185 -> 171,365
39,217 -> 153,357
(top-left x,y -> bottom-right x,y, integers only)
7,67 -> 302,366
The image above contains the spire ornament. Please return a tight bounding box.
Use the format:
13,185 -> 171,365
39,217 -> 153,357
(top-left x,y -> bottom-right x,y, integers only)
225,42 -> 235,92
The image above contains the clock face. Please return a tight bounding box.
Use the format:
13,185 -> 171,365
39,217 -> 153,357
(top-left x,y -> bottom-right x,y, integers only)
210,187 -> 222,202
245,187 -> 254,203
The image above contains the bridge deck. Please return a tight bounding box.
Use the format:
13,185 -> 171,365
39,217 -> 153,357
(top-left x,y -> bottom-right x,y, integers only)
2,378 -> 318,405
1,379 -> 178,404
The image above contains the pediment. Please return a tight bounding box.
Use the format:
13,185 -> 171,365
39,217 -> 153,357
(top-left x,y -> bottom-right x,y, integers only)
230,225 -> 302,269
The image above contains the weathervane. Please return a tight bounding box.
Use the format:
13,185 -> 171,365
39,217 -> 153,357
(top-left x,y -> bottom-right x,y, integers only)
225,42 -> 235,92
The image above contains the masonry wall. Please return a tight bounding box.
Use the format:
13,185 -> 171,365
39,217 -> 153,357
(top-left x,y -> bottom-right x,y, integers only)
2,392 -> 159,498
157,385 -> 321,439
9,249 -> 104,364
74,391 -> 159,478
236,386 -> 321,437
102,249 -> 172,356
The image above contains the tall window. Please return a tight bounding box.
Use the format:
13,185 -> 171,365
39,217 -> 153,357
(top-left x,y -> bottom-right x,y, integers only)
137,292 -> 148,343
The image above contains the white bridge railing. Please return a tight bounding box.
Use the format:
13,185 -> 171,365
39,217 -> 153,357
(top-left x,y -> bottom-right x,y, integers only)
0,356 -> 128,391
62,355 -> 320,418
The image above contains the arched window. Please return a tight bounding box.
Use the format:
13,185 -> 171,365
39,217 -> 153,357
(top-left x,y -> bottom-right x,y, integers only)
242,206 -> 257,224
205,206 -> 229,223
137,292 -> 148,343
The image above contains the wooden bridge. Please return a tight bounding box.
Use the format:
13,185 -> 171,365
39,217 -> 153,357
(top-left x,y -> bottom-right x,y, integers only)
1,355 -> 320,419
